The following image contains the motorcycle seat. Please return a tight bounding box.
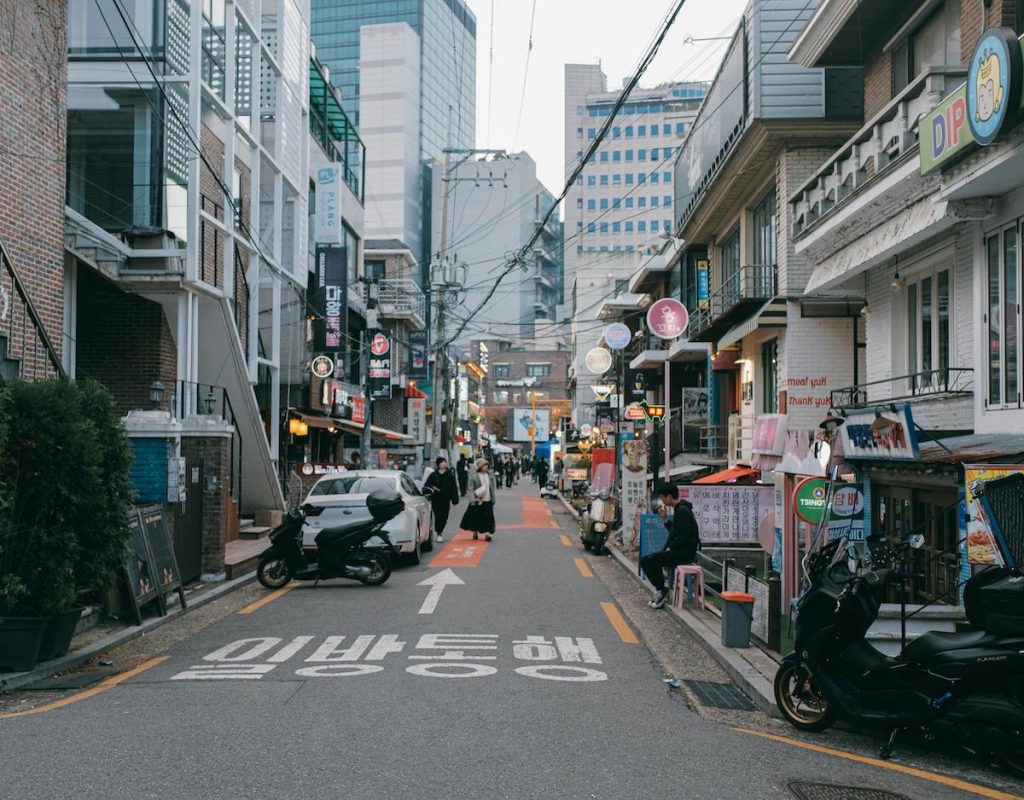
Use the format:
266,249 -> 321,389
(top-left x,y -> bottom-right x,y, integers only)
903,629 -> 997,662
315,520 -> 376,548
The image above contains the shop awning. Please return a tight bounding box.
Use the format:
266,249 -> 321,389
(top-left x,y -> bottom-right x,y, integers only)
334,418 -> 412,443
716,298 -> 787,350
692,466 -> 758,484
597,292 -> 651,320
296,413 -> 340,430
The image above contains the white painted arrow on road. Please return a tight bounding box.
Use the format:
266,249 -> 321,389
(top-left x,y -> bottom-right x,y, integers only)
417,568 -> 465,615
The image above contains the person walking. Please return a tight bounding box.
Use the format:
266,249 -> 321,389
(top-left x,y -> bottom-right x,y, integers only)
537,458 -> 549,488
461,458 -> 498,541
456,454 -> 469,497
492,457 -> 504,491
640,481 -> 701,609
504,456 -> 515,488
423,457 -> 459,543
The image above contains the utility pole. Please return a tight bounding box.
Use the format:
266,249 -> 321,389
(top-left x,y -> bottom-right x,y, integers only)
360,278 -> 380,466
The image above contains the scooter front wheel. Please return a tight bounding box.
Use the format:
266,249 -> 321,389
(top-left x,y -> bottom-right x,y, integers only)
257,556 -> 293,589
356,553 -> 392,586
774,661 -> 835,732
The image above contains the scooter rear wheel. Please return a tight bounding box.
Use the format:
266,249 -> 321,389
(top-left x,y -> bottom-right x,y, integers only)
356,553 -> 392,586
257,556 -> 293,589
774,661 -> 835,732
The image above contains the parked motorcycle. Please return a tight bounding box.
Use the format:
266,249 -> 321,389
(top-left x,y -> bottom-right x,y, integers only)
580,489 -> 617,555
257,490 -> 404,589
775,533 -> 1024,775
569,480 -> 591,513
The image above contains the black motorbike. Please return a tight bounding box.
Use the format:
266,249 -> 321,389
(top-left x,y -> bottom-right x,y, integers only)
775,534 -> 1024,775
257,490 -> 404,589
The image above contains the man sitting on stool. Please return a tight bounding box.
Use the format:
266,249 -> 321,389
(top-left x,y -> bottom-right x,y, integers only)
641,481 -> 700,609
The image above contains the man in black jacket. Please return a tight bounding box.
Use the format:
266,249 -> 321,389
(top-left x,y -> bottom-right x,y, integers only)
640,481 -> 700,609
424,457 -> 459,543
456,454 -> 469,497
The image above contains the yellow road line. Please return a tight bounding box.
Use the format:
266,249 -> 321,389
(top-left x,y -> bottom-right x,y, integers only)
573,558 -> 594,578
559,534 -> 572,547
732,727 -> 1022,800
238,584 -> 294,615
0,656 -> 169,720
601,601 -> 639,644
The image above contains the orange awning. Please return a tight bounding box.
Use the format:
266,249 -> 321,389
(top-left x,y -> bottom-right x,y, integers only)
296,413 -> 338,430
692,466 -> 758,484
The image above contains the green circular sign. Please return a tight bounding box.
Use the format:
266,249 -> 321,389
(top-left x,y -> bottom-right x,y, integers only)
793,477 -> 829,525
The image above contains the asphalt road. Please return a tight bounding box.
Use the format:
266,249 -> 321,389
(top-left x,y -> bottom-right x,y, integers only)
0,480 -> 1020,800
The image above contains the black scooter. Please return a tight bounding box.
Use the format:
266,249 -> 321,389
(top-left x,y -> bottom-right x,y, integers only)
257,490 -> 404,589
775,534 -> 1024,775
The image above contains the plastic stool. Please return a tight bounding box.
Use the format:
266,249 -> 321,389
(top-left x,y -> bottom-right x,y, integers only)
671,565 -> 705,610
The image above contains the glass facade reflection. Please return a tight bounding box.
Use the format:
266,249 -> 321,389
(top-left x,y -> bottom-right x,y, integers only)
310,0 -> 476,159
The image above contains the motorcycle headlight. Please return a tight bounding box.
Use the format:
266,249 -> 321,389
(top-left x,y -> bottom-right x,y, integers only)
593,522 -> 608,532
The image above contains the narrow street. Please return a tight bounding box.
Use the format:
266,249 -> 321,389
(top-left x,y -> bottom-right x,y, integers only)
1,481 -> 1018,800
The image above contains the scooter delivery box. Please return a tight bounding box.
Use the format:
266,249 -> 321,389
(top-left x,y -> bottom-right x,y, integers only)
979,573 -> 1024,635
367,489 -> 404,523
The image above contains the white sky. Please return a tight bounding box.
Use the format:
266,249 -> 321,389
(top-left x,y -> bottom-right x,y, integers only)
469,0 -> 749,193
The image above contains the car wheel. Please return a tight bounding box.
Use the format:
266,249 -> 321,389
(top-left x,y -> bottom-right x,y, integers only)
404,537 -> 422,566
422,514 -> 435,552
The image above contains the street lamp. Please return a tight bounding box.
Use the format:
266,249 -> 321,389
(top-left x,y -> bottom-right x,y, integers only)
149,380 -> 165,410
203,388 -> 217,415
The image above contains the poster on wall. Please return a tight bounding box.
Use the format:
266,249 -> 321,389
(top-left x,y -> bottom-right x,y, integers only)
510,408 -> 550,442
963,464 -> 1022,566
621,439 -> 649,549
677,485 -> 773,543
590,448 -> 616,493
682,388 -> 709,420
408,330 -> 428,379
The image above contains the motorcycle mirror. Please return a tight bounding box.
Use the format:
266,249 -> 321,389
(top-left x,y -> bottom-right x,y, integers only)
908,534 -> 925,550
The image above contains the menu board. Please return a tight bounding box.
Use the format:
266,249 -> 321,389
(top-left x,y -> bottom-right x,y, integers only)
140,505 -> 187,611
963,464 -> 1022,566
124,509 -> 162,624
677,485 -> 773,543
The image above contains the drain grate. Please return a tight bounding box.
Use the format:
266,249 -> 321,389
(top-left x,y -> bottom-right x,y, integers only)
27,669 -> 118,691
788,782 -> 911,800
682,679 -> 756,711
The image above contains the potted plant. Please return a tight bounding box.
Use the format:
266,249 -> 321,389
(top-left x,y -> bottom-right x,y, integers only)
0,379 -> 133,670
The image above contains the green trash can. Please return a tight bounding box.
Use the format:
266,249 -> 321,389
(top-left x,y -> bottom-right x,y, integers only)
720,591 -> 755,648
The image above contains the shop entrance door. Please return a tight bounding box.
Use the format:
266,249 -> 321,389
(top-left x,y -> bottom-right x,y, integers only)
173,457 -> 204,583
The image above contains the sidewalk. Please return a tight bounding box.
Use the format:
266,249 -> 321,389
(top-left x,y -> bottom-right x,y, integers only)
557,493 -> 780,717
0,571 -> 256,692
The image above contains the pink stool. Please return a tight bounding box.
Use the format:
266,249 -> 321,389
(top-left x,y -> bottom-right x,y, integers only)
671,565 -> 705,610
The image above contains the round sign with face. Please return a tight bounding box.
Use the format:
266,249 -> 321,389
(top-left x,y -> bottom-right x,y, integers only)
967,27 -> 1023,146
646,298 -> 689,340
311,355 -> 335,379
603,322 -> 632,351
585,347 -> 613,374
370,333 -> 390,356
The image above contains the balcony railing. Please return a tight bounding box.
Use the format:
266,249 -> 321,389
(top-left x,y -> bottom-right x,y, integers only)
831,368 -> 974,410
372,279 -> 426,330
790,66 -> 967,237
688,264 -> 776,342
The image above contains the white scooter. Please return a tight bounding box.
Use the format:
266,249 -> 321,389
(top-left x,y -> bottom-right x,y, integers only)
580,490 -> 617,555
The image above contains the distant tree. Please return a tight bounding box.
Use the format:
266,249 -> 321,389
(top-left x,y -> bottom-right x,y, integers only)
485,407 -> 508,440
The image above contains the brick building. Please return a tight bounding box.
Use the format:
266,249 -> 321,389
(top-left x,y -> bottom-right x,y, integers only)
0,0 -> 68,380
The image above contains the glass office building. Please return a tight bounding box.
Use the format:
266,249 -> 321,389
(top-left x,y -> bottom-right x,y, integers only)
311,0 -> 476,160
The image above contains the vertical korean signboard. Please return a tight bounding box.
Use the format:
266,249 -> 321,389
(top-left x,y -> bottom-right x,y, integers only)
407,397 -> 427,444
408,329 -> 428,379
314,246 -> 347,360
314,165 -> 343,245
368,331 -> 392,399
620,439 -> 649,547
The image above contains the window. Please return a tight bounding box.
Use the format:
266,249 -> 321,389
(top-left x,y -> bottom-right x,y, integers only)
587,222 -> 596,233
494,390 -> 509,404
651,196 -> 660,208
906,266 -> 952,391
675,122 -> 685,135
664,195 -> 672,206
762,339 -> 778,413
600,222 -> 608,233
625,197 -> 634,209
613,151 -> 621,162
599,198 -> 608,210
600,175 -> 608,186
587,199 -> 595,210
625,150 -> 633,162
638,221 -> 647,232
625,174 -> 633,185
600,152 -> 608,163
651,125 -> 659,137
986,225 -> 1021,406
663,220 -> 672,233
663,172 -> 672,183
638,197 -> 647,208
638,149 -> 647,161
587,175 -> 596,186
613,174 -> 622,186
892,0 -> 962,94
587,127 -> 596,139
626,245 -> 635,252
625,126 -> 633,137
613,127 -> 621,138
576,197 -> 583,209
612,222 -> 621,233
663,124 -> 671,135
612,197 -> 621,208
651,173 -> 660,184
752,190 -> 777,265
525,363 -> 551,377
625,221 -> 634,232
638,125 -> 647,137
638,173 -> 647,184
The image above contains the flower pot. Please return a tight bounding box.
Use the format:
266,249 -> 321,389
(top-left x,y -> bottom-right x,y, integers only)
0,617 -> 47,672
37,607 -> 85,662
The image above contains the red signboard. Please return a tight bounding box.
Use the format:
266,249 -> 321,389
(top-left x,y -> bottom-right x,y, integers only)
352,397 -> 366,425
624,404 -> 647,421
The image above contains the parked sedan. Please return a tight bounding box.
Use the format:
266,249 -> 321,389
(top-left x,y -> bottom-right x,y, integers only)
302,470 -> 435,564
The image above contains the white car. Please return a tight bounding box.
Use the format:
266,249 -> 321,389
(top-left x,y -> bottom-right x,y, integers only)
302,470 -> 435,564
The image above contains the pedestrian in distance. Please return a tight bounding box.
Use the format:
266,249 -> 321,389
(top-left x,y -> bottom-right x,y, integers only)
456,453 -> 469,497
492,457 -> 503,491
641,481 -> 700,609
423,457 -> 459,543
504,455 -> 515,488
536,458 -> 549,488
461,458 -> 498,541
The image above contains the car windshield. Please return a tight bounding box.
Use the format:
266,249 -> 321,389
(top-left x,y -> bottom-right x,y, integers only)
309,477 -> 395,496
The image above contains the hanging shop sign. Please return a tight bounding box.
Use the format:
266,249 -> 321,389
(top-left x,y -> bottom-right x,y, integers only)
368,331 -> 392,399
408,330 -> 428,379
826,483 -> 866,542
644,404 -> 665,421
585,347 -> 613,375
920,27 -> 1024,173
696,260 -> 710,309
624,404 -> 647,421
837,403 -> 920,461
752,414 -> 788,457
963,464 -> 1024,566
313,246 -> 347,353
351,396 -> 366,425
646,297 -> 689,340
602,322 -> 632,351
406,397 -> 427,445
313,165 -> 343,245
792,477 -> 829,526
625,368 -> 657,399
311,355 -> 335,379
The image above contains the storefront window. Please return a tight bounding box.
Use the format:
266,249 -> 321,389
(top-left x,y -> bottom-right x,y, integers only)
986,225 -> 1022,406
751,190 -> 776,266
905,268 -> 950,391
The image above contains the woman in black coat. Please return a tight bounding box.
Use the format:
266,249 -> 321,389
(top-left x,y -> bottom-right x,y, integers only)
424,457 -> 459,543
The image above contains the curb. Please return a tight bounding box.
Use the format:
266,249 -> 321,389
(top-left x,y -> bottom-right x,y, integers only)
606,544 -> 780,718
1,571 -> 257,692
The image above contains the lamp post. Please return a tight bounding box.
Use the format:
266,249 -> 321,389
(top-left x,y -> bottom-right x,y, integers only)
149,380 -> 165,411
